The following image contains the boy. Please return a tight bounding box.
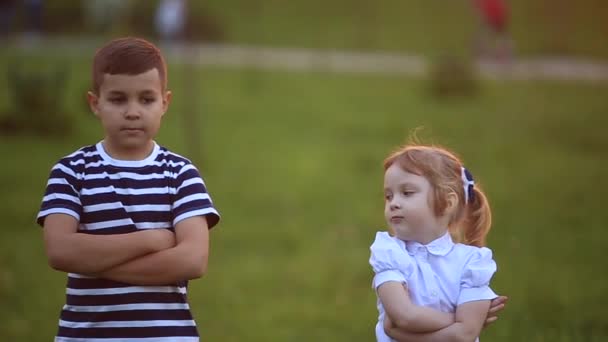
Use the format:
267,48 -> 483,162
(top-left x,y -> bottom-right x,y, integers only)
37,37 -> 220,341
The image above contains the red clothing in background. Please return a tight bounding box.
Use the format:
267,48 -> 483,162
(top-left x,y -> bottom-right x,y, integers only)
475,0 -> 509,31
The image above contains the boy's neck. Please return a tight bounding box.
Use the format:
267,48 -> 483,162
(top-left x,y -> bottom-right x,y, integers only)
101,140 -> 156,161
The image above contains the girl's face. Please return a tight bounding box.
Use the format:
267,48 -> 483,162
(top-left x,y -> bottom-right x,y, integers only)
383,164 -> 446,244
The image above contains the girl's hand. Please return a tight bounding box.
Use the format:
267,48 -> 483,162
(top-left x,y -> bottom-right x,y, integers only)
484,295 -> 508,327
383,315 -> 394,332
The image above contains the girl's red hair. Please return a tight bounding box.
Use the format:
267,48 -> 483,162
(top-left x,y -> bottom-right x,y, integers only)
384,144 -> 492,247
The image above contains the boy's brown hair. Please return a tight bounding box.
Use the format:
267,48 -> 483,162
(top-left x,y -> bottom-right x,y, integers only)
91,37 -> 168,94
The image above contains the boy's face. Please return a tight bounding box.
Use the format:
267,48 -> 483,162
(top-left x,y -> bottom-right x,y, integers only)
87,68 -> 171,159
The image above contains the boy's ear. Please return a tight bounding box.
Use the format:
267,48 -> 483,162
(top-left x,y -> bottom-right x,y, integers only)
87,91 -> 100,117
162,90 -> 172,115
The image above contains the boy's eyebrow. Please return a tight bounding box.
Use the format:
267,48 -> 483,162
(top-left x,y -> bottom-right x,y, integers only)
138,89 -> 158,95
105,89 -> 159,96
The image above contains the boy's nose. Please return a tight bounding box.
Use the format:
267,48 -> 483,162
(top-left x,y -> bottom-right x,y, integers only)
124,105 -> 141,119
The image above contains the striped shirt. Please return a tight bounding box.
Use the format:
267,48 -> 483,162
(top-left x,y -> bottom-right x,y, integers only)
37,141 -> 220,341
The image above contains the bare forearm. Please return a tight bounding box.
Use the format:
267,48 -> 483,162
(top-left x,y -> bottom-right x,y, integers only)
399,306 -> 454,332
47,231 -> 158,274
99,244 -> 207,285
379,282 -> 453,333
387,299 -> 490,342
387,322 -> 468,342
100,217 -> 210,286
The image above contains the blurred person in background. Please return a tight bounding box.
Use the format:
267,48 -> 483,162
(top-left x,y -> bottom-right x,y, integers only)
0,0 -> 17,38
23,0 -> 43,37
82,0 -> 131,34
472,0 -> 514,62
155,0 -> 187,44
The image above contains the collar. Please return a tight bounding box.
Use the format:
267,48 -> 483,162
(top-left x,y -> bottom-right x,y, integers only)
96,140 -> 160,168
405,232 -> 454,256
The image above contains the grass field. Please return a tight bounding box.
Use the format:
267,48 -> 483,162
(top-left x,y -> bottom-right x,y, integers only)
0,49 -> 607,341
27,0 -> 608,59
200,0 -> 608,59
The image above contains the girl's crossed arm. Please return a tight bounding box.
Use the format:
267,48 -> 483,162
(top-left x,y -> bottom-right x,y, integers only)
382,250 -> 506,342
378,281 -> 454,333
385,299 -> 490,342
370,232 -> 454,333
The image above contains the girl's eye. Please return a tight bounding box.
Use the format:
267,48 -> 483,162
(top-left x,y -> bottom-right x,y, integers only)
402,191 -> 414,196
142,98 -> 155,104
384,194 -> 392,200
109,98 -> 124,103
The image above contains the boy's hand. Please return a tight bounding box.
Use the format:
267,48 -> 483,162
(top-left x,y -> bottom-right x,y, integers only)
484,295 -> 508,327
142,228 -> 176,252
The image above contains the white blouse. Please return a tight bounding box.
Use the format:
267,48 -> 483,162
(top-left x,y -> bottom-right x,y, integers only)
369,231 -> 497,342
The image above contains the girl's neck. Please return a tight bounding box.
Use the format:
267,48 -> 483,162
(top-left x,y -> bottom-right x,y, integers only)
412,230 -> 447,245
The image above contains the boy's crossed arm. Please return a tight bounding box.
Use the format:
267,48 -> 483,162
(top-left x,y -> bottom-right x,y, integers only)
43,214 -> 210,286
43,213 -> 175,275
97,215 -> 209,285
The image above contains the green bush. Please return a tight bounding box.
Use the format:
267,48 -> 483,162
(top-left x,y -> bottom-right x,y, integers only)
0,63 -> 72,137
428,56 -> 479,97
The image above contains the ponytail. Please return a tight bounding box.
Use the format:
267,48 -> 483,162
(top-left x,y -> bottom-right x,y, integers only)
461,186 -> 492,247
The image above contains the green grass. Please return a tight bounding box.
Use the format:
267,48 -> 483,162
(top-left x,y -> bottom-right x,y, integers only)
200,0 -> 608,59
36,0 -> 608,59
0,52 -> 607,341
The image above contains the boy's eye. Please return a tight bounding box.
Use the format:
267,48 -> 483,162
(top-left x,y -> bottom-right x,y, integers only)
384,194 -> 392,200
141,97 -> 155,104
109,98 -> 125,103
402,191 -> 414,196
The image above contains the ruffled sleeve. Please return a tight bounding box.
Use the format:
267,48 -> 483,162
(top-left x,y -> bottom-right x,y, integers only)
457,247 -> 498,305
369,231 -> 414,290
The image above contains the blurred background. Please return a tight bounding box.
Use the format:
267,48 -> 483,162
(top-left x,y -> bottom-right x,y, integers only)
1,0 -> 607,341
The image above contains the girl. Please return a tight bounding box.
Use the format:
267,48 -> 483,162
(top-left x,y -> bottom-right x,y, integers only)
369,144 -> 504,341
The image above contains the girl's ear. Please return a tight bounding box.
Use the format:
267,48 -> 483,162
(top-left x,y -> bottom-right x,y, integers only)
444,191 -> 459,217
87,91 -> 100,117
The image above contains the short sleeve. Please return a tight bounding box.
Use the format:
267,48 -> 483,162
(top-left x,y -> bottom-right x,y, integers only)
36,161 -> 82,226
457,247 -> 498,305
369,232 -> 414,289
172,164 -> 220,228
